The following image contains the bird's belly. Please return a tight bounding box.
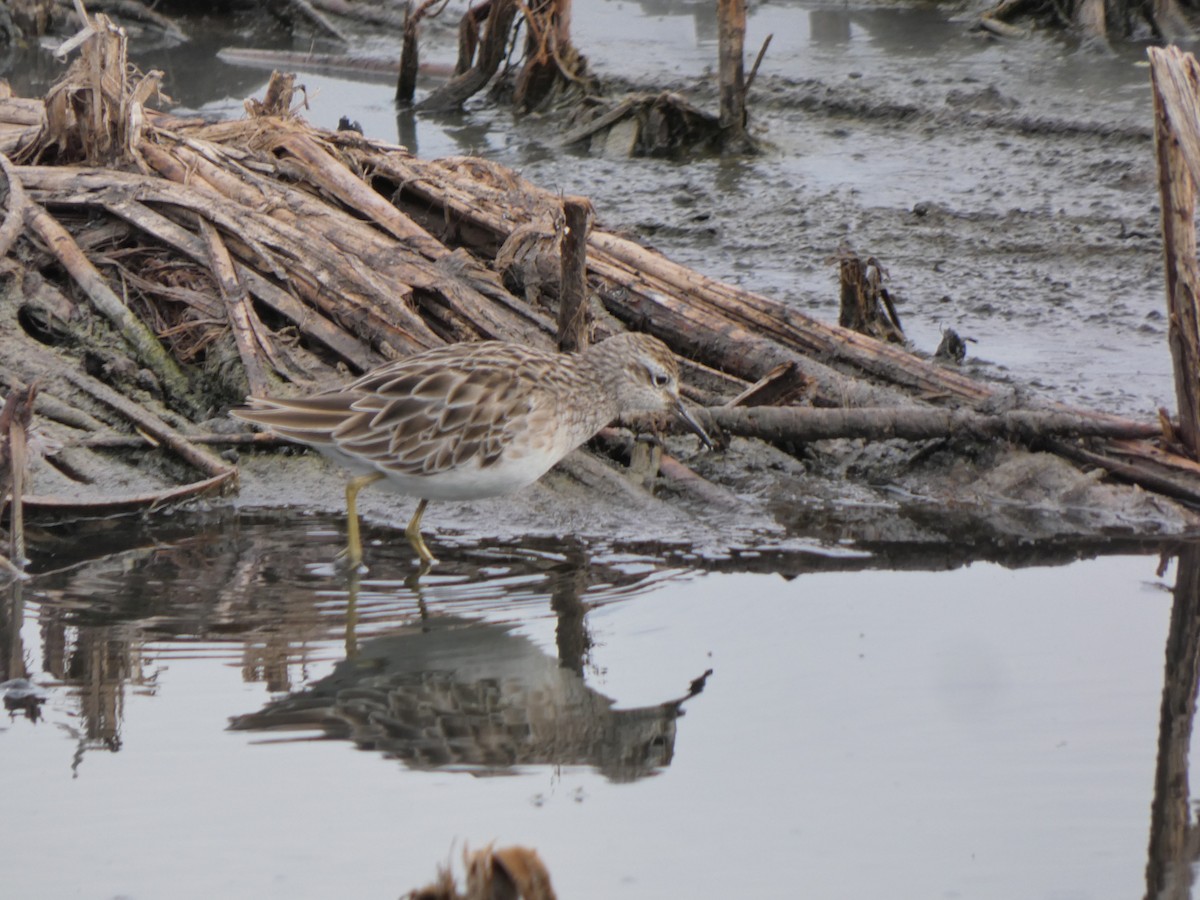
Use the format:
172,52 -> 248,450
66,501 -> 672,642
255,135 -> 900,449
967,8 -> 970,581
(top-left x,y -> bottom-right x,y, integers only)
370,450 -> 560,501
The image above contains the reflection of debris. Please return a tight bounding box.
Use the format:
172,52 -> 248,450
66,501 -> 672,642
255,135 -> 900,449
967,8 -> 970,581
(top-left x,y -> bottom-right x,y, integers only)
407,844 -> 557,900
688,667 -> 713,696
1,677 -> 48,721
561,92 -> 722,157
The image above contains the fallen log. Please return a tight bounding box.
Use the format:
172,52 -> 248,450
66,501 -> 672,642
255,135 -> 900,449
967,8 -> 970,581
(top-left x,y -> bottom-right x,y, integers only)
23,471 -> 237,518
694,406 -> 1163,445
62,368 -> 235,482
373,154 -> 910,405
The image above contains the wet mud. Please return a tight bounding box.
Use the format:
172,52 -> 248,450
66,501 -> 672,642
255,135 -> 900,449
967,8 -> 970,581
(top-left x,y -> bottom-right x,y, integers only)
546,12 -> 1167,421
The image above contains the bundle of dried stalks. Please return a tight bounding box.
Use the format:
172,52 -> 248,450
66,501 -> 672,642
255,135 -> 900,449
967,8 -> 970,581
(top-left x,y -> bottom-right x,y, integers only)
0,9 -> 578,521
23,11 -> 164,169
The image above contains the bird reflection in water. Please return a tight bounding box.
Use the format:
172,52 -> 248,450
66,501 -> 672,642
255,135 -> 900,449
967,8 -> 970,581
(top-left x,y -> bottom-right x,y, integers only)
231,596 -> 710,782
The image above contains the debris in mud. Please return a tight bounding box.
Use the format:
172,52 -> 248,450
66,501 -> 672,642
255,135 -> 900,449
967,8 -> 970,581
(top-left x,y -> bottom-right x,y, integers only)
835,246 -> 904,345
405,0 -> 589,117
977,0 -> 1193,43
0,0 -> 185,46
207,0 -> 759,157
560,91 -> 724,158
934,328 -> 970,364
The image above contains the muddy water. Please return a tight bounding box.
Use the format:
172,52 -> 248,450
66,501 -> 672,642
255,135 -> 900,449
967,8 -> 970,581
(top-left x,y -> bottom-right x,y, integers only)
3,2 -> 1198,898
0,514 -> 1191,898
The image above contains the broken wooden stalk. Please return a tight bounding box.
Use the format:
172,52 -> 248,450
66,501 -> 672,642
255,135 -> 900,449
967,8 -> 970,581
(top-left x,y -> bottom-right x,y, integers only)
0,383 -> 38,570
558,195 -> 591,352
1149,46 -> 1200,458
717,0 -> 749,146
418,0 -> 519,112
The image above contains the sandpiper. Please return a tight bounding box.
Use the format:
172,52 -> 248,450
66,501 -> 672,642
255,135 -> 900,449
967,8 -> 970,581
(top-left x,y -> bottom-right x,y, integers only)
231,332 -> 711,567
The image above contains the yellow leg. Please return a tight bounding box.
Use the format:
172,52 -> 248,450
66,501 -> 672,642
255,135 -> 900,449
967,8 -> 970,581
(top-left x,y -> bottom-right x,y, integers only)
344,473 -> 384,569
404,498 -> 438,565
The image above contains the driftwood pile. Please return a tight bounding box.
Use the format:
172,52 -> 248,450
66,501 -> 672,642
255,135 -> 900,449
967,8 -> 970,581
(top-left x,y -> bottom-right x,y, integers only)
1,12 -> 1199,574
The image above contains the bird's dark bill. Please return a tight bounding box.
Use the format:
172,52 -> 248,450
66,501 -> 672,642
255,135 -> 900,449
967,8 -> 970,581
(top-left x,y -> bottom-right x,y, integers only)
674,400 -> 714,450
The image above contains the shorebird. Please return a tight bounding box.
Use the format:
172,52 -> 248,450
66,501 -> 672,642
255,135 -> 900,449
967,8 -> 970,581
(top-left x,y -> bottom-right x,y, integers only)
232,332 -> 712,567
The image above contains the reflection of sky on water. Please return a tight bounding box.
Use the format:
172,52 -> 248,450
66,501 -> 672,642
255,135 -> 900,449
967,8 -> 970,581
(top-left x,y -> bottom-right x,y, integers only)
572,1 -> 1151,120
0,516 -> 1185,899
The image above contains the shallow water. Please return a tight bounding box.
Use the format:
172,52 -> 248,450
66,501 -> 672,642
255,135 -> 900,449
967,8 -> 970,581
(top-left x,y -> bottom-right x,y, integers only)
1,514 -> 1194,898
